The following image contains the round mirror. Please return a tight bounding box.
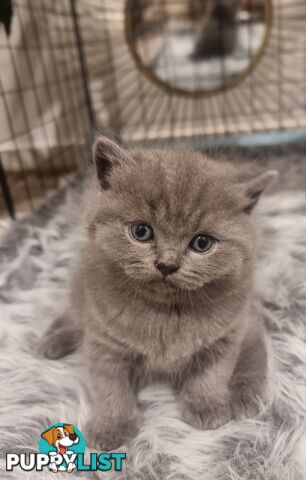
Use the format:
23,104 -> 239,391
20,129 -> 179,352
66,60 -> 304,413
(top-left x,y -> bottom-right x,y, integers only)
125,0 -> 272,96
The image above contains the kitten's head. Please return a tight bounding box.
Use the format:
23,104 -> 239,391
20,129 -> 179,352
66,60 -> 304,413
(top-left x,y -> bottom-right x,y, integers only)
85,136 -> 277,306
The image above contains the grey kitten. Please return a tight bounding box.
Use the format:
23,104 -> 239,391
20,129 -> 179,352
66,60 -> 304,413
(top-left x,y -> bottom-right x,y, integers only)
39,136 -> 277,451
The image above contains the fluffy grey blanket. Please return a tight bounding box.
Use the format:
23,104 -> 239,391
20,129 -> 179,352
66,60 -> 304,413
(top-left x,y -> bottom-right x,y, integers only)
1,178 -> 306,480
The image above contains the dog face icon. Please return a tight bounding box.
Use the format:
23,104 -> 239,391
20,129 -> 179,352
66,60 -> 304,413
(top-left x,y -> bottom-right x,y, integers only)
41,424 -> 79,455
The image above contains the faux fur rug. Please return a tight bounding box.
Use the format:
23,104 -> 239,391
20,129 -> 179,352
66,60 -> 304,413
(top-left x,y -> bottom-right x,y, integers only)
1,177 -> 306,480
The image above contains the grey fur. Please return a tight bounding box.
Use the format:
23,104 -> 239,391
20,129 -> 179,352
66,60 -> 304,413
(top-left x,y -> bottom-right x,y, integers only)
39,137 -> 277,451
1,159 -> 306,479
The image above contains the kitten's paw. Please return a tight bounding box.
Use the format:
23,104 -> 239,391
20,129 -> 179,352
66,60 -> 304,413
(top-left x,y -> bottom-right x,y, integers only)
182,400 -> 232,430
85,416 -> 141,451
230,383 -> 264,420
37,317 -> 82,359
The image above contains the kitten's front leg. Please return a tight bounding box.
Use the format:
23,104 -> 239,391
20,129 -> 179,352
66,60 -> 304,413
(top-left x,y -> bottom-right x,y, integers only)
84,342 -> 142,451
180,334 -> 241,430
229,320 -> 267,420
180,322 -> 267,430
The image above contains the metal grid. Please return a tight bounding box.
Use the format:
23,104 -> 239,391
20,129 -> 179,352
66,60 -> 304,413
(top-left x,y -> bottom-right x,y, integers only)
0,0 -> 92,218
0,0 -> 306,218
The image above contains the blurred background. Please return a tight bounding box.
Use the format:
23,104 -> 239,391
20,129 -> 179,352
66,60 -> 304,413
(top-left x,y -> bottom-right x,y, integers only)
0,0 -> 305,220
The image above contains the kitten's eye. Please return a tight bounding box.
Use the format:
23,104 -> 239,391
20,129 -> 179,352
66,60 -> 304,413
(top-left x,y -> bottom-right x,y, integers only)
189,234 -> 214,253
130,223 -> 154,242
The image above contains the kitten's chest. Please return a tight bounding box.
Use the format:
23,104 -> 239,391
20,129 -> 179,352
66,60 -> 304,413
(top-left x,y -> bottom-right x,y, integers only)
114,307 -> 209,374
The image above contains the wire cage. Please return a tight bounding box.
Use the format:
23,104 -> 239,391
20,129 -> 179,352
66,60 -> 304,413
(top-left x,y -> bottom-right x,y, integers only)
0,0 -> 306,219
0,0 -> 92,219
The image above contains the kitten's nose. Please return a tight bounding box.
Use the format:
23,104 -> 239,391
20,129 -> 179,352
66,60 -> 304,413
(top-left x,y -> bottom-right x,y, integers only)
155,261 -> 179,277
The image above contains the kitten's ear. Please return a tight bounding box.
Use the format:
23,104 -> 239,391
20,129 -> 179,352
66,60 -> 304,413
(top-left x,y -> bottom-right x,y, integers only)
241,170 -> 278,213
92,135 -> 131,190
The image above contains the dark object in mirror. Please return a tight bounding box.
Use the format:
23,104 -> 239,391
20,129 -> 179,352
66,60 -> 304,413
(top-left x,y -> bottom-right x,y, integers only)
126,0 -> 271,95
191,0 -> 239,59
0,0 -> 13,36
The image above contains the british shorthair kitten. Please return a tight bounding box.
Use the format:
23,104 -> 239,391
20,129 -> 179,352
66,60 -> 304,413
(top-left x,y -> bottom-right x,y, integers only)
39,136 -> 277,451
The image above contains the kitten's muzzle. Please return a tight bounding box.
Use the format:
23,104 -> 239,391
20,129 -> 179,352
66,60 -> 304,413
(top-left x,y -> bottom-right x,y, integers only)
154,261 -> 179,277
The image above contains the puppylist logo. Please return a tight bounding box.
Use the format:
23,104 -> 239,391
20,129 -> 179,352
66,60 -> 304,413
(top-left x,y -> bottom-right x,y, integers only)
6,423 -> 126,473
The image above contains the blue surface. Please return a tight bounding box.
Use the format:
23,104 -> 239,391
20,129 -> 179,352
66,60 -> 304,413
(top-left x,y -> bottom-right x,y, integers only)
129,128 -> 306,149
195,129 -> 306,148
